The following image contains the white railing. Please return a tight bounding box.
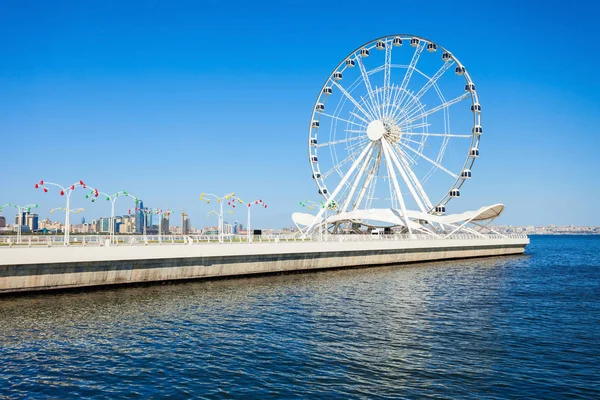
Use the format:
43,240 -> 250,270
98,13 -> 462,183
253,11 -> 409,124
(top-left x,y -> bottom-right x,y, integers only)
0,233 -> 528,248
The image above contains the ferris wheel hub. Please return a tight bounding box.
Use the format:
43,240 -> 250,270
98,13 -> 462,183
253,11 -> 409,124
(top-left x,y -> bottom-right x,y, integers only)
366,120 -> 386,141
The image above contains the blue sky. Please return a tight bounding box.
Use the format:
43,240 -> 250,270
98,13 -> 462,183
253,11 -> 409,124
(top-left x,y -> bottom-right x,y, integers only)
1,0 -> 599,228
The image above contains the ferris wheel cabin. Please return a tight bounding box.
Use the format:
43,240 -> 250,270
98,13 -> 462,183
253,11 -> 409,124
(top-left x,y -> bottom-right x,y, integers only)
450,189 -> 461,198
393,36 -> 403,46
346,59 -> 355,67
376,40 -> 385,50
360,48 -> 370,57
410,38 -> 419,47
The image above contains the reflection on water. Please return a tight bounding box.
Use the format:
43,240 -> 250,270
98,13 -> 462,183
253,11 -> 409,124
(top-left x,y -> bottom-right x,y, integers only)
1,236 -> 599,398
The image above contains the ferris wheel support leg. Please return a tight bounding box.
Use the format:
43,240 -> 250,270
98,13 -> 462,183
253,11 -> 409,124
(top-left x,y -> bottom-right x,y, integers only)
380,139 -> 412,237
303,142 -> 374,237
384,142 -> 428,214
341,144 -> 375,212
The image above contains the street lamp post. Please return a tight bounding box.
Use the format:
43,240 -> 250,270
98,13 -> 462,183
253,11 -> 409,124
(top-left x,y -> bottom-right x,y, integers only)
207,209 -> 234,239
87,190 -> 139,244
1,203 -> 38,244
154,209 -> 172,243
300,199 -> 338,241
35,180 -> 89,245
199,192 -> 236,244
50,207 -> 85,242
240,198 -> 267,243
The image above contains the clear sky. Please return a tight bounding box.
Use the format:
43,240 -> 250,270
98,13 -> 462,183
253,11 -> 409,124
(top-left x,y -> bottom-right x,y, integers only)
1,0 -> 599,228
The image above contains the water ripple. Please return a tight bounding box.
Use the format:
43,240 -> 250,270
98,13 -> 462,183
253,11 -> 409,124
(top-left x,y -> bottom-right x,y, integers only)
1,235 -> 599,399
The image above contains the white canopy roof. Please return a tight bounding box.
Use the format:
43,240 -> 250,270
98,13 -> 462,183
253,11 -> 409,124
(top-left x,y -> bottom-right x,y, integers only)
292,204 -> 504,228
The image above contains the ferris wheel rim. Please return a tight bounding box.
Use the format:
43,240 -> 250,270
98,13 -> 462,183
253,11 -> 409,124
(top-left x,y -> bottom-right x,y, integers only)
308,33 -> 482,214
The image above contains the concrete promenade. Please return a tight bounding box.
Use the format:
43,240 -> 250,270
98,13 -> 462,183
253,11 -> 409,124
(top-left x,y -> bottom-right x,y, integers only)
0,235 -> 529,294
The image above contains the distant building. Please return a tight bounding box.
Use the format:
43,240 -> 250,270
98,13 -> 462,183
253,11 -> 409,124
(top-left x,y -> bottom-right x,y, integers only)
0,216 -> 5,228
161,214 -> 170,235
135,200 -> 144,233
99,217 -> 111,233
181,212 -> 190,235
26,213 -> 39,231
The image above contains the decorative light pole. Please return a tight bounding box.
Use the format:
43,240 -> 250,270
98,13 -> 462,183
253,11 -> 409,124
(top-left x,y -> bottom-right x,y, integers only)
238,198 -> 267,243
300,199 -> 338,240
199,192 -> 236,244
35,180 -> 88,245
154,209 -> 172,243
1,203 -> 38,244
131,207 -> 163,242
207,209 -> 234,237
86,190 -> 139,244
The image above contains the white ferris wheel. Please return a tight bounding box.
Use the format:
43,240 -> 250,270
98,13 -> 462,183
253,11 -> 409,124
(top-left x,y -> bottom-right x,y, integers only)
299,34 -> 493,236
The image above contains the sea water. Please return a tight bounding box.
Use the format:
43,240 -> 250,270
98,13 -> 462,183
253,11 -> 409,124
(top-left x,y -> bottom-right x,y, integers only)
0,235 -> 598,398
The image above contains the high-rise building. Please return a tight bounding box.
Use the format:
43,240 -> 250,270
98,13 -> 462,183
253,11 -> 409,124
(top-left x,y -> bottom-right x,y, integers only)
181,212 -> 190,235
135,200 -> 144,233
15,212 -> 37,231
99,217 -> 111,233
161,214 -> 170,235
26,213 -> 39,231
0,216 -> 6,228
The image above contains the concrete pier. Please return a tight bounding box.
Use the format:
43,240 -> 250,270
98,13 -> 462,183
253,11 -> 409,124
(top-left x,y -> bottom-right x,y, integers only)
0,236 -> 529,294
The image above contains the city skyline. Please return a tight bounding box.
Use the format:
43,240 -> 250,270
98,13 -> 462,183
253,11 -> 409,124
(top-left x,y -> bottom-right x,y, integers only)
1,1 -> 598,227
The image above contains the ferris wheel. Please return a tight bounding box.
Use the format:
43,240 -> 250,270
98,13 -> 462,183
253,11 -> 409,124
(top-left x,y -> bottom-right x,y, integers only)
307,34 -> 481,226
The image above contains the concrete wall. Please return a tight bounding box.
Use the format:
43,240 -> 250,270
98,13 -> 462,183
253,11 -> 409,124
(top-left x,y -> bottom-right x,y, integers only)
0,237 -> 529,294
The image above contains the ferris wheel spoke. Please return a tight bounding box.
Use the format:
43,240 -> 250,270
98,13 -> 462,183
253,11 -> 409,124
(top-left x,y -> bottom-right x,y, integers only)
403,132 -> 472,138
400,93 -> 471,126
332,82 -> 376,121
322,142 -> 369,179
356,55 -> 382,120
349,111 -> 371,126
400,136 -> 428,146
395,61 -> 454,121
316,135 -> 366,148
398,141 -> 458,179
394,42 -> 424,116
399,121 -> 431,131
320,112 -> 367,129
383,42 -> 393,117
344,129 -> 367,134
345,137 -> 370,155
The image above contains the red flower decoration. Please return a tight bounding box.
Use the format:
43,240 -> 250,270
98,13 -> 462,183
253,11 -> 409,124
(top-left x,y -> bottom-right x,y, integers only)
44,188 -> 48,193
40,180 -> 44,185
35,184 -> 39,188
60,190 -> 65,196
79,180 -> 84,185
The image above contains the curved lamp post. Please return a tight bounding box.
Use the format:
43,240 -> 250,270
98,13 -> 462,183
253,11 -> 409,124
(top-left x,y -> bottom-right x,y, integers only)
154,209 -> 172,243
35,180 -> 88,245
50,207 -> 84,242
1,203 -> 38,244
131,207 -> 162,241
300,199 -> 338,240
237,198 -> 267,243
207,209 -> 234,237
200,192 -> 236,244
87,190 -> 139,244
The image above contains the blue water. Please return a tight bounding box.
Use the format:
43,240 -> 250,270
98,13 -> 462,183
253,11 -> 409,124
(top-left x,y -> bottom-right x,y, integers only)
0,235 -> 599,399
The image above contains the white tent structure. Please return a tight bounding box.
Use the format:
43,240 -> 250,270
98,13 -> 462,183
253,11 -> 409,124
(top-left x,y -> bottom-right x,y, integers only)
293,204 -> 506,238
